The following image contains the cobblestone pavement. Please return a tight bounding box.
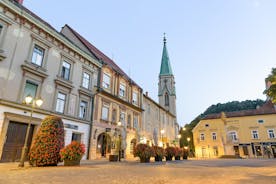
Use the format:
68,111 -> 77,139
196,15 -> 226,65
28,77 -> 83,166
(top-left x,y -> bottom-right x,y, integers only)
0,159 -> 276,184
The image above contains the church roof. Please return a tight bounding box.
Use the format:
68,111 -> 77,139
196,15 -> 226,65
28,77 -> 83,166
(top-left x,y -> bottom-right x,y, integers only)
160,35 -> 173,76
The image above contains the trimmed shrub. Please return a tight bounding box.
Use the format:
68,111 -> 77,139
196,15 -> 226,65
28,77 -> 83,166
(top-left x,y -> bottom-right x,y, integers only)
29,116 -> 64,166
165,147 -> 176,161
152,146 -> 165,161
60,141 -> 85,161
134,144 -> 154,163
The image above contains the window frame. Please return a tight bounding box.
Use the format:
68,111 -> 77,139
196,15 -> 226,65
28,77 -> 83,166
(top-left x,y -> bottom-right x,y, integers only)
61,60 -> 71,81
268,129 -> 275,139
101,104 -> 109,121
79,100 -> 88,119
55,92 -> 66,113
200,133 -> 205,141
132,91 -> 138,105
212,132 -> 217,141
102,73 -> 111,89
82,72 -> 90,89
119,83 -> 126,98
23,80 -> 38,101
228,131 -> 238,141
31,44 -> 45,67
251,130 -> 259,139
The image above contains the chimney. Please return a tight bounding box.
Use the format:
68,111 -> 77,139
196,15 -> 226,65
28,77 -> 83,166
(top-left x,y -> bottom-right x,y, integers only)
15,0 -> 24,4
145,92 -> 148,96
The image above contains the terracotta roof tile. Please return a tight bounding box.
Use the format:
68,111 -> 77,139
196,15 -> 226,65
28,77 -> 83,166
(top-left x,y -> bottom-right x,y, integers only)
64,24 -> 141,89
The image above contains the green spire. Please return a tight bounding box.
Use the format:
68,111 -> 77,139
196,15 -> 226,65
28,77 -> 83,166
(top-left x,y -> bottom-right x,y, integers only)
160,34 -> 173,76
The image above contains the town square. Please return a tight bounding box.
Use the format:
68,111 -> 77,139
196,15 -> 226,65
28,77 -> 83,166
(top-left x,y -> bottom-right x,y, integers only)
0,0 -> 276,183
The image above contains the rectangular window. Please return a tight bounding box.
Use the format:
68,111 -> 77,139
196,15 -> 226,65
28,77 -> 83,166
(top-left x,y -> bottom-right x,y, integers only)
61,61 -> 71,80
82,72 -> 90,89
79,101 -> 88,119
212,132 -> 217,140
120,111 -> 126,126
133,115 -> 138,130
119,83 -> 126,97
101,105 -> 109,121
72,132 -> 82,143
268,129 -> 275,139
200,133 -> 205,141
132,92 -> 138,104
56,92 -> 66,113
127,114 -> 131,129
258,120 -> 264,124
252,130 -> 259,139
23,81 -> 38,100
229,131 -> 238,141
111,109 -> 117,123
102,73 -> 110,89
31,45 -> 44,66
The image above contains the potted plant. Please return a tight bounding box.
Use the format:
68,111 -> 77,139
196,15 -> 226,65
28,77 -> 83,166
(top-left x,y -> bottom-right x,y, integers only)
60,141 -> 85,166
109,137 -> 120,162
165,147 -> 176,161
133,144 -> 154,163
152,146 -> 165,162
29,116 -> 64,167
175,147 -> 182,160
183,148 -> 188,160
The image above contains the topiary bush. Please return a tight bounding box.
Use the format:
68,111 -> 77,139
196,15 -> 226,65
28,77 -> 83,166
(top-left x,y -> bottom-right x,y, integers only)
29,116 -> 64,166
133,144 -> 154,163
165,147 -> 176,161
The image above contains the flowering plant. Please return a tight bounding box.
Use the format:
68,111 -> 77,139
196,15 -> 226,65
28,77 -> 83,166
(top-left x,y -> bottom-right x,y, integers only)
133,144 -> 154,160
175,147 -> 183,157
60,141 -> 85,161
165,146 -> 176,157
152,146 -> 165,157
29,116 -> 64,166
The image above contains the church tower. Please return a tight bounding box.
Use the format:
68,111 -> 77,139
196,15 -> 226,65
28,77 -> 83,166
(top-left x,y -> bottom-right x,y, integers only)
158,35 -> 176,116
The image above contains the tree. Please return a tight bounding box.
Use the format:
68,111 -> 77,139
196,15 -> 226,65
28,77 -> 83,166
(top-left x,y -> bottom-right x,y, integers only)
264,68 -> 276,103
29,116 -> 64,166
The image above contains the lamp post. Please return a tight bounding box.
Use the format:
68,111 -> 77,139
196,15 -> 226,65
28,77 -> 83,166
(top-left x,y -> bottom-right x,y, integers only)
117,121 -> 122,162
177,134 -> 181,147
187,137 -> 191,157
18,95 -> 43,167
160,129 -> 165,147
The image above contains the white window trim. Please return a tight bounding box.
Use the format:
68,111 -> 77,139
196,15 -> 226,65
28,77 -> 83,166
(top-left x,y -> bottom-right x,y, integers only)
119,83 -> 126,98
267,129 -> 275,139
102,73 -> 111,89
101,104 -> 109,121
79,100 -> 88,119
251,130 -> 259,139
56,92 -> 66,113
82,72 -> 90,89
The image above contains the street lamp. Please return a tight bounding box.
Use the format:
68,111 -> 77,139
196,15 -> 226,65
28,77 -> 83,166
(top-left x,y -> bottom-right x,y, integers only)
160,129 -> 165,147
182,127 -> 186,131
187,137 -> 191,157
19,95 -> 43,167
117,121 -> 122,162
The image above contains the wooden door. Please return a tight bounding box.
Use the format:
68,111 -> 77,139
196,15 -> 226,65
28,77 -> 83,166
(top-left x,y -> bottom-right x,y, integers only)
1,121 -> 34,162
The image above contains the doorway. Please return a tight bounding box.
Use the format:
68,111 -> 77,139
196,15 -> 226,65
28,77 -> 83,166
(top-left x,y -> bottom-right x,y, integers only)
96,133 -> 111,157
1,121 -> 34,162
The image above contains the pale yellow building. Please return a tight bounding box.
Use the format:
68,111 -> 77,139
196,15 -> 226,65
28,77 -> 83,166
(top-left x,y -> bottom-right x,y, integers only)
193,101 -> 276,158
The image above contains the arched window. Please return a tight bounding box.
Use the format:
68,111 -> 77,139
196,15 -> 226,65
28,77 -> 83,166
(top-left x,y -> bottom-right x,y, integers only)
165,93 -> 169,106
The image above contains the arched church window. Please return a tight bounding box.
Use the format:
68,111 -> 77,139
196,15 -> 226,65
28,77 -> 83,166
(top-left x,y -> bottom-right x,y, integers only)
165,93 -> 169,106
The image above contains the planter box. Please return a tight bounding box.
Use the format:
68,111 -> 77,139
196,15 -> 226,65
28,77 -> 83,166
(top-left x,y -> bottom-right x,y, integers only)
175,156 -> 181,160
64,159 -> 81,166
109,155 -> 119,162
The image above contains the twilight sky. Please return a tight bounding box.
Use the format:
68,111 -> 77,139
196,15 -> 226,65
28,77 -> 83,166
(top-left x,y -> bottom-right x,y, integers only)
24,0 -> 276,126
